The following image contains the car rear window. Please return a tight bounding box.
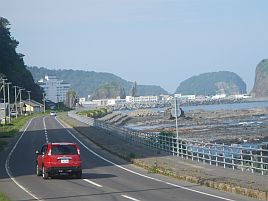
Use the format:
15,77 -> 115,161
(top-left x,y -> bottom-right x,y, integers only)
51,145 -> 78,155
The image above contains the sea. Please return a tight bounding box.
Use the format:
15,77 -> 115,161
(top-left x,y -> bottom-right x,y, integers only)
158,100 -> 268,113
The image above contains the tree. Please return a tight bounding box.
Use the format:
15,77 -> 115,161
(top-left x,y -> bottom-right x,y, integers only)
0,17 -> 43,102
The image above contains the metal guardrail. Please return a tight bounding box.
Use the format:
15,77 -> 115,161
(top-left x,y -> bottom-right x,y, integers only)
68,111 -> 268,175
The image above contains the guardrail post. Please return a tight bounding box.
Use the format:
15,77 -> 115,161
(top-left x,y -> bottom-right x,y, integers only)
191,143 -> 194,161
250,146 -> 254,174
223,144 -> 226,169
186,142 -> 189,160
240,148 -> 244,172
232,152 -> 235,171
215,143 -> 218,167
260,147 -> 264,176
197,147 -> 200,162
202,145 -> 205,164
209,145 -> 212,165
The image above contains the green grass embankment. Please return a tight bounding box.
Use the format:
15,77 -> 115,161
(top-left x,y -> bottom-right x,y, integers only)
0,192 -> 11,201
77,108 -> 109,118
0,114 -> 40,151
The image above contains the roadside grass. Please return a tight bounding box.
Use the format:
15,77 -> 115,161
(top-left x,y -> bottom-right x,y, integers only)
0,113 -> 43,152
0,193 -> 11,201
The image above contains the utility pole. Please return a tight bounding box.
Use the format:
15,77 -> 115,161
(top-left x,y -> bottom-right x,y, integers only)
6,82 -> 12,123
19,88 -> 24,115
13,86 -> 18,119
174,97 -> 179,140
42,93 -> 46,113
2,79 -> 7,124
27,91 -> 31,115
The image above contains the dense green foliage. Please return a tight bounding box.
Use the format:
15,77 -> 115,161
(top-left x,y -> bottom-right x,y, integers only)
91,82 -> 125,100
77,108 -> 108,118
28,66 -> 168,97
175,71 -> 246,95
0,17 -> 42,101
0,193 -> 11,201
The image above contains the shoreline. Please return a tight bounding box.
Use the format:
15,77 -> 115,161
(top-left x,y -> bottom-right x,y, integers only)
102,104 -> 268,145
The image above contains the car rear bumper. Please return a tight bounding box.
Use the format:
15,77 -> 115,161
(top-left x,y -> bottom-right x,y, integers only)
46,166 -> 82,175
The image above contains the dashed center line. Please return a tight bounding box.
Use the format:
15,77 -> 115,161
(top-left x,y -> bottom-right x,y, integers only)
121,195 -> 141,201
83,179 -> 103,187
43,117 -> 49,143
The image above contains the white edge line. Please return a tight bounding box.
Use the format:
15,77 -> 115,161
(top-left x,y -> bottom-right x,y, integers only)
5,117 -> 41,201
83,179 -> 103,187
121,194 -> 141,201
55,117 -> 236,201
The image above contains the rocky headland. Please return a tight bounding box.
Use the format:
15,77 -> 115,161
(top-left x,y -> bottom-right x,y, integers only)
251,59 -> 268,98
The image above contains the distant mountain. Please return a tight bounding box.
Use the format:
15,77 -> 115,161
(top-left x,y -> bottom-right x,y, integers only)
175,71 -> 246,95
0,17 -> 42,102
251,59 -> 268,98
27,66 -> 168,97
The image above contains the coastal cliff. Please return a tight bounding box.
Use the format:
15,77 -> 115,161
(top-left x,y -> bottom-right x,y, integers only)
251,59 -> 268,98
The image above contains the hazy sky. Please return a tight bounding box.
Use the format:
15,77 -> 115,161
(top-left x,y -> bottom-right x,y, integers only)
1,0 -> 268,93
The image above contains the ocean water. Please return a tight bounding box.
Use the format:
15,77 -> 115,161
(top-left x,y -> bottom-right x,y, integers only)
181,101 -> 268,112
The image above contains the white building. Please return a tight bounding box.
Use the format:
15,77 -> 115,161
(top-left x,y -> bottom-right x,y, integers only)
211,94 -> 226,100
175,94 -> 196,101
38,75 -> 70,103
126,96 -> 159,103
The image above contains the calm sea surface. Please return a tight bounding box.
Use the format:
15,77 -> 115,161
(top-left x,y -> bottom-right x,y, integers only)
182,101 -> 268,112
149,101 -> 268,113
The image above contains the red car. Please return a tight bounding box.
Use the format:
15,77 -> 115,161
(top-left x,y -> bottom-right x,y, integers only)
36,142 -> 82,179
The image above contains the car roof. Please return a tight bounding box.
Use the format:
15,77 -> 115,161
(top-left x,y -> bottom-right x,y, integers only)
43,142 -> 77,146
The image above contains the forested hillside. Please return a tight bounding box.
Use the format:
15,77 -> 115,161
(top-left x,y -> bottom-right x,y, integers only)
28,66 -> 168,97
175,71 -> 246,95
0,17 -> 42,101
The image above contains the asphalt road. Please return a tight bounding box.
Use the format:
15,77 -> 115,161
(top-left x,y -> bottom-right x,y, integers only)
0,116 -> 260,201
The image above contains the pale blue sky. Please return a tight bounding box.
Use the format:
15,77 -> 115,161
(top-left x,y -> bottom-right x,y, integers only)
1,0 -> 268,93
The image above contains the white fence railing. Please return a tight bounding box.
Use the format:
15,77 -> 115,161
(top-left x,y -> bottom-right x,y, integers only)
68,111 -> 268,175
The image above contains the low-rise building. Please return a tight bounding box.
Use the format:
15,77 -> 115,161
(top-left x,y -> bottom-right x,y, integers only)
211,94 -> 226,100
126,96 -> 159,103
0,103 -> 8,123
23,100 -> 44,113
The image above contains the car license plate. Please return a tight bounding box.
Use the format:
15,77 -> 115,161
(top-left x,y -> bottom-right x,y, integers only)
61,159 -> 69,163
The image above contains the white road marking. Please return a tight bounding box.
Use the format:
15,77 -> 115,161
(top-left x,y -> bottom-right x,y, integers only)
5,118 -> 42,201
43,117 -> 49,143
55,117 -> 237,201
83,179 -> 103,187
121,195 -> 141,201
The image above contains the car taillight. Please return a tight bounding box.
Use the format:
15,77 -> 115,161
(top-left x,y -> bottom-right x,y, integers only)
77,148 -> 80,155
48,149 -> 51,156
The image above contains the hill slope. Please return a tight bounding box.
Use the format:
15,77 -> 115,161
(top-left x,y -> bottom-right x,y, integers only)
175,71 -> 246,95
251,59 -> 268,98
28,66 -> 168,97
0,17 -> 42,101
